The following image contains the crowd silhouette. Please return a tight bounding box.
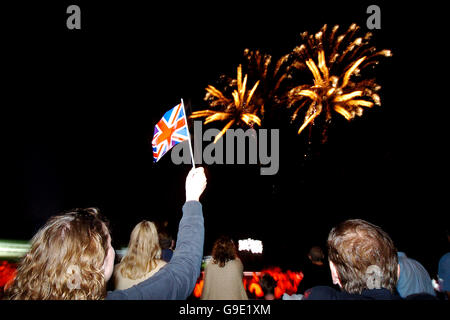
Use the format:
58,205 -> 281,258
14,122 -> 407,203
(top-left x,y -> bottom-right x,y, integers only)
1,168 -> 449,300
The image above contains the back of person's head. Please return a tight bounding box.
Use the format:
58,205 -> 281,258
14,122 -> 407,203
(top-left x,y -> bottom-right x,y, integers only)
308,246 -> 325,262
260,273 -> 277,299
211,236 -> 237,268
6,208 -> 110,300
159,232 -> 173,250
327,219 -> 398,294
118,220 -> 161,280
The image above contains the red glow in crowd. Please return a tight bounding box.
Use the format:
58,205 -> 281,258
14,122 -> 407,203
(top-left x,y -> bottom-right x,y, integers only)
193,267 -> 304,299
0,261 -> 17,293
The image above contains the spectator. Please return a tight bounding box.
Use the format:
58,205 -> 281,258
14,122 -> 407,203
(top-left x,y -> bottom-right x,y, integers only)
297,246 -> 334,294
304,219 -> 402,300
201,236 -> 248,300
437,252 -> 450,300
159,232 -> 175,263
434,228 -> 450,300
396,251 -> 436,298
260,273 -> 277,300
5,167 -> 207,300
113,220 -> 167,290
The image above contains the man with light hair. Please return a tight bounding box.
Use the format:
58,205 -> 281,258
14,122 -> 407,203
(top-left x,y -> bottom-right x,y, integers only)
304,219 -> 401,300
303,219 -> 437,300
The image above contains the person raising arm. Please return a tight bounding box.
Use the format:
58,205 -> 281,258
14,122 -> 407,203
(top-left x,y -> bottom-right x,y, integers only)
107,167 -> 207,299
5,167 -> 207,300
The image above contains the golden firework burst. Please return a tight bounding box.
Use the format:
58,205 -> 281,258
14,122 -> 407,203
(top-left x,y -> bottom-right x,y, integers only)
243,48 -> 296,116
190,65 -> 261,143
287,23 -> 392,136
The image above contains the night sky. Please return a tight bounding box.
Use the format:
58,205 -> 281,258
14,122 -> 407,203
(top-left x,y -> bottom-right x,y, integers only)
2,1 -> 449,274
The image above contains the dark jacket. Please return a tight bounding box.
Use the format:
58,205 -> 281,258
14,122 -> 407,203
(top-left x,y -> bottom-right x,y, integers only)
303,286 -> 402,300
106,201 -> 204,300
161,249 -> 174,263
297,262 -> 334,294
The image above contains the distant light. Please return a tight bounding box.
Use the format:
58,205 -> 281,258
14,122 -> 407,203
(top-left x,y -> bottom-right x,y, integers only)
202,255 -> 212,264
116,248 -> 128,258
238,238 -> 263,254
0,240 -> 131,260
0,239 -> 31,259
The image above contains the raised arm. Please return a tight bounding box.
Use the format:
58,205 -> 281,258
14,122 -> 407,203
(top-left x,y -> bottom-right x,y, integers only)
106,167 -> 207,300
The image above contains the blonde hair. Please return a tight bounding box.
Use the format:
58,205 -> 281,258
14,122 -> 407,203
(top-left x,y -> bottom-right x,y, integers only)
117,221 -> 162,280
5,208 -> 110,300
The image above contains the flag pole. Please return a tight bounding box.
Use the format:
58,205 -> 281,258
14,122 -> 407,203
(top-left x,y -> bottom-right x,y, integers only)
181,98 -> 196,169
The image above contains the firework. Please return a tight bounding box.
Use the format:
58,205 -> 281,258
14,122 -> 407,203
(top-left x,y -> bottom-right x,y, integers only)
243,48 -> 297,116
190,65 -> 261,143
287,23 -> 392,137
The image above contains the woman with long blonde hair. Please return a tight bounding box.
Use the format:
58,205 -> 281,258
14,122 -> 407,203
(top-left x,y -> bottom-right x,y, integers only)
113,220 -> 167,290
5,208 -> 115,300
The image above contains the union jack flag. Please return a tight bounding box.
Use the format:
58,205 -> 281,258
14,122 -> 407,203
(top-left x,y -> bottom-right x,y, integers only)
152,101 -> 189,162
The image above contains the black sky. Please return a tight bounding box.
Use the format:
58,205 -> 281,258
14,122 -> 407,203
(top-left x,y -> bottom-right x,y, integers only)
2,1 -> 449,273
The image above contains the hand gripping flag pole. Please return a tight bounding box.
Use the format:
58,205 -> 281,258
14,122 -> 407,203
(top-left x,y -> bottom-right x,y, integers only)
181,98 -> 195,169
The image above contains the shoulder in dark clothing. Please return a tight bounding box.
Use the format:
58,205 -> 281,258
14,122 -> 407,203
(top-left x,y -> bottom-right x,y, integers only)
304,286 -> 403,300
404,293 -> 439,300
298,263 -> 334,294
